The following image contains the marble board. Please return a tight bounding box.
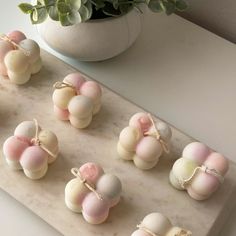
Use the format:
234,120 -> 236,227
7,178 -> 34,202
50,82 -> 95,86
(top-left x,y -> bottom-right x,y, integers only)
0,50 -> 235,236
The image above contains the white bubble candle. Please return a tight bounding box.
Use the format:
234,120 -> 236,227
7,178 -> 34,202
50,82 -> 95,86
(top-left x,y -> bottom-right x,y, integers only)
132,212 -> 192,236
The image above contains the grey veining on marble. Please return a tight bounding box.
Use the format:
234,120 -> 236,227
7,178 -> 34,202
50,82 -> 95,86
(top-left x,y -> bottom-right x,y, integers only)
0,50 -> 235,236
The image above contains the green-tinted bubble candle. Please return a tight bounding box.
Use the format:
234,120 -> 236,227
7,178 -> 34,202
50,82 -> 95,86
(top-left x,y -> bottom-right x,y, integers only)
169,142 -> 229,200
0,30 -> 42,84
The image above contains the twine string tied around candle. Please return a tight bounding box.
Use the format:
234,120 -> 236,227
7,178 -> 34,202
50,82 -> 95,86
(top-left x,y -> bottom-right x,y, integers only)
181,165 -> 224,189
53,81 -> 75,90
71,167 -> 103,201
137,224 -> 160,236
0,34 -> 30,56
31,119 -> 58,158
144,113 -> 170,153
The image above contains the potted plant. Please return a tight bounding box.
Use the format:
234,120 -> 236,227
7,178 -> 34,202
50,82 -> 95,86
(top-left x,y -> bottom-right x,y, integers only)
19,0 -> 187,61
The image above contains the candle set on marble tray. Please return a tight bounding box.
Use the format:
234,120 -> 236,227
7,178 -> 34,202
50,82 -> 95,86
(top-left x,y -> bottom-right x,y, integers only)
0,30 -> 229,233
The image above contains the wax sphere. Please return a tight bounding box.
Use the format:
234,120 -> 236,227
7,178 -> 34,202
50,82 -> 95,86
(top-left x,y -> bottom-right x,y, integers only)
52,87 -> 76,109
63,73 -> 85,91
119,126 -> 142,151
65,178 -> 90,212
19,39 -> 40,63
156,122 -> 172,142
80,81 -> 102,103
131,230 -> 150,236
69,114 -> 92,129
68,95 -> 93,119
133,155 -> 158,170
96,174 -> 122,200
8,30 -> 26,43
7,68 -> 31,85
14,120 -> 39,141
0,41 -> 13,62
79,162 -> 104,185
82,192 -> 109,224
3,136 -> 29,162
4,50 -> 29,73
31,57 -> 42,74
129,112 -> 152,132
54,106 -> 69,120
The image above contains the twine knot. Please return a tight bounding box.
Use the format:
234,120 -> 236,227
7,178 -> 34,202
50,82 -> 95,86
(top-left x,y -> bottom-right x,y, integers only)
0,34 -> 30,56
53,81 -> 75,90
137,224 -> 159,236
71,167 -> 103,201
31,119 -> 58,158
144,113 -> 170,153
181,165 -> 224,189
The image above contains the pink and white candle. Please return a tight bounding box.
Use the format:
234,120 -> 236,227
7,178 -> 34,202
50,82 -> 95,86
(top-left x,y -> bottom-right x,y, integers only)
117,112 -> 172,170
0,30 -> 42,84
52,73 -> 102,129
3,120 -> 59,179
65,162 -> 122,224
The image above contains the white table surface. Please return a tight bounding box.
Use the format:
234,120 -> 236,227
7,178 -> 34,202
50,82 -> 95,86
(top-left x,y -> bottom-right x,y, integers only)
0,1 -> 236,235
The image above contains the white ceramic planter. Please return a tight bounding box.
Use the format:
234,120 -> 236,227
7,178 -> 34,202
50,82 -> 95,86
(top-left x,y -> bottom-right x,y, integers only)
37,9 -> 142,61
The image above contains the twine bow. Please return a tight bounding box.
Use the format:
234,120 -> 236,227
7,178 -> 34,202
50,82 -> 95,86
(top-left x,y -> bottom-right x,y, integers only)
144,113 -> 170,153
0,34 -> 30,56
53,81 -> 75,90
71,167 -> 103,201
137,224 -> 192,236
137,224 -> 160,236
31,119 -> 58,158
181,165 -> 224,189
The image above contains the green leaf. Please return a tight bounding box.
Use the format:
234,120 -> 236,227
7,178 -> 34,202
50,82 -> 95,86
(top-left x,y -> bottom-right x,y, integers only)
119,4 -> 133,14
59,12 -> 72,25
44,0 -> 56,5
66,0 -> 81,10
102,3 -> 121,16
176,0 -> 188,11
48,5 -> 59,20
67,9 -> 82,24
148,0 -> 162,12
163,1 -> 175,15
85,1 -> 92,19
91,0 -> 105,10
57,0 -> 71,14
18,3 -> 34,14
30,7 -> 48,24
78,5 -> 90,21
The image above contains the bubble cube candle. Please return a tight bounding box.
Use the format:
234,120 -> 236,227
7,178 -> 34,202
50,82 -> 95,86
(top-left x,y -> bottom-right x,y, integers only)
132,212 -> 192,236
117,112 -> 172,170
52,73 -> 102,129
169,142 -> 229,200
0,30 -> 42,84
3,119 -> 59,179
65,162 -> 122,224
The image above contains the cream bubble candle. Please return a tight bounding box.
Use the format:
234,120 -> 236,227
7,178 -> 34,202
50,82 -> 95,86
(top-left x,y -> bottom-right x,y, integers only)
132,212 -> 192,236
3,119 -> 59,179
0,30 -> 42,84
52,73 -> 102,129
117,112 -> 172,170
169,142 -> 229,200
65,162 -> 122,224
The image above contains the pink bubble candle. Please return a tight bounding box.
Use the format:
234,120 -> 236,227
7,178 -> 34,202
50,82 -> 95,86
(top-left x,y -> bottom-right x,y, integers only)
0,30 -> 42,84
3,119 -> 59,179
132,212 -> 192,236
117,112 -> 172,170
52,73 -> 102,129
65,162 -> 122,224
169,142 -> 229,200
